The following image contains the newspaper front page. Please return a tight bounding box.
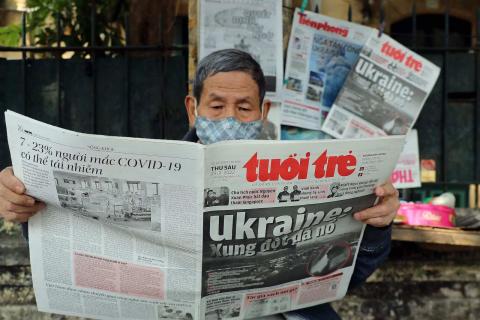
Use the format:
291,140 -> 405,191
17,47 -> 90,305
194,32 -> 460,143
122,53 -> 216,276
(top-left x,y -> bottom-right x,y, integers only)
200,138 -> 404,318
198,0 -> 283,100
6,111 -> 405,319
322,34 -> 441,139
281,9 -> 374,131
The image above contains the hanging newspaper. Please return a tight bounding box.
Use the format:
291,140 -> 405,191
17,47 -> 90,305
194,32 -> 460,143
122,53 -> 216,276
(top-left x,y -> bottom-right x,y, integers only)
198,0 -> 283,100
391,129 -> 421,189
322,34 -> 441,139
281,9 -> 374,130
5,111 -> 404,320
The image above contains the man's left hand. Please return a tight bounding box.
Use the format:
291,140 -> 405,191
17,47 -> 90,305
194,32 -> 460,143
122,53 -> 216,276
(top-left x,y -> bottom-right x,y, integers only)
353,182 -> 400,227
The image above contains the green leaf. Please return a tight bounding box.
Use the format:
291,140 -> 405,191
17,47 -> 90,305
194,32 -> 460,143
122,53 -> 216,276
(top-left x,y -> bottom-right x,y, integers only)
25,0 -> 127,55
0,24 -> 22,47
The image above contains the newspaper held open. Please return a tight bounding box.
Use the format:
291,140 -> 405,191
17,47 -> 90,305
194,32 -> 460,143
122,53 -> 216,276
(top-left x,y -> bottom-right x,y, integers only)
5,111 -> 405,319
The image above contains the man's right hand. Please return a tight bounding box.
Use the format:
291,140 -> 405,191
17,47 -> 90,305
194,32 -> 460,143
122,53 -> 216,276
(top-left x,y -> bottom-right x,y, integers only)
0,167 -> 45,222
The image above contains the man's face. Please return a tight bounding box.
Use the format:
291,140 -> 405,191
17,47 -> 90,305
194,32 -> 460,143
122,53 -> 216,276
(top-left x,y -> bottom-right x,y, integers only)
284,186 -> 288,192
186,71 -> 270,127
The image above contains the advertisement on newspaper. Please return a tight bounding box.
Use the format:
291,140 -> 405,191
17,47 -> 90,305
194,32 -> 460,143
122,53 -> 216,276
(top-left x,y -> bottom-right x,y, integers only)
5,111 -> 405,319
281,9 -> 374,130
322,34 -> 441,139
198,0 -> 283,99
391,129 -> 421,189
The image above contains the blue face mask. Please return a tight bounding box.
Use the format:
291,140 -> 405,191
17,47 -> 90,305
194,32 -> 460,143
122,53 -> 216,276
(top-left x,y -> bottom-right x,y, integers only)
195,116 -> 263,145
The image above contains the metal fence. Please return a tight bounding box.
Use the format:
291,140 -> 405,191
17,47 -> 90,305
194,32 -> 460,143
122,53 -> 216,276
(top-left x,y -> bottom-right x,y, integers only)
0,6 -> 189,170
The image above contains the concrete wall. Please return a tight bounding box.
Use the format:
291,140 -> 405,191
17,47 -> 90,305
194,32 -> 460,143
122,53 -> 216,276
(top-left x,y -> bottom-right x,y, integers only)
2,222 -> 479,319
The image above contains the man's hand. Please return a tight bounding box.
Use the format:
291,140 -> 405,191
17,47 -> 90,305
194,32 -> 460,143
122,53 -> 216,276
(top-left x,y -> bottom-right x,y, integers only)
0,167 -> 45,223
354,181 -> 400,227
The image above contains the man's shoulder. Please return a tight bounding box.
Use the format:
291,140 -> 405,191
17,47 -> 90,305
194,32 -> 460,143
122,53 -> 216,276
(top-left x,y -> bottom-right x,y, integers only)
182,128 -> 198,142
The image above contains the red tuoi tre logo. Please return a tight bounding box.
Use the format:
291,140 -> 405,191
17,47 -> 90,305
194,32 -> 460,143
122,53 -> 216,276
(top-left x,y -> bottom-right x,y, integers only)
243,151 -> 357,182
298,13 -> 349,37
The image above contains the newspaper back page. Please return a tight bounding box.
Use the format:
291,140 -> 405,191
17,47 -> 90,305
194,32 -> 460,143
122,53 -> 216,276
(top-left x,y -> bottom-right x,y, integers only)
6,111 -> 205,320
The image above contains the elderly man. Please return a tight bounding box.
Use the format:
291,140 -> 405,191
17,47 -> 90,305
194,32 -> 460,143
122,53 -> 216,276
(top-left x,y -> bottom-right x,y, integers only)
0,49 -> 399,319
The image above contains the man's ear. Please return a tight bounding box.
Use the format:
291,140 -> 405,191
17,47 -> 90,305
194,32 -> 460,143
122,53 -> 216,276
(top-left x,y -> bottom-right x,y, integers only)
185,95 -> 197,128
261,99 -> 271,122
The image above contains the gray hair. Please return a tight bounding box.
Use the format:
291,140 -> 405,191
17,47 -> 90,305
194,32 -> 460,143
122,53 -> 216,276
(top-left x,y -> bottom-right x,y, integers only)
193,49 -> 266,106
